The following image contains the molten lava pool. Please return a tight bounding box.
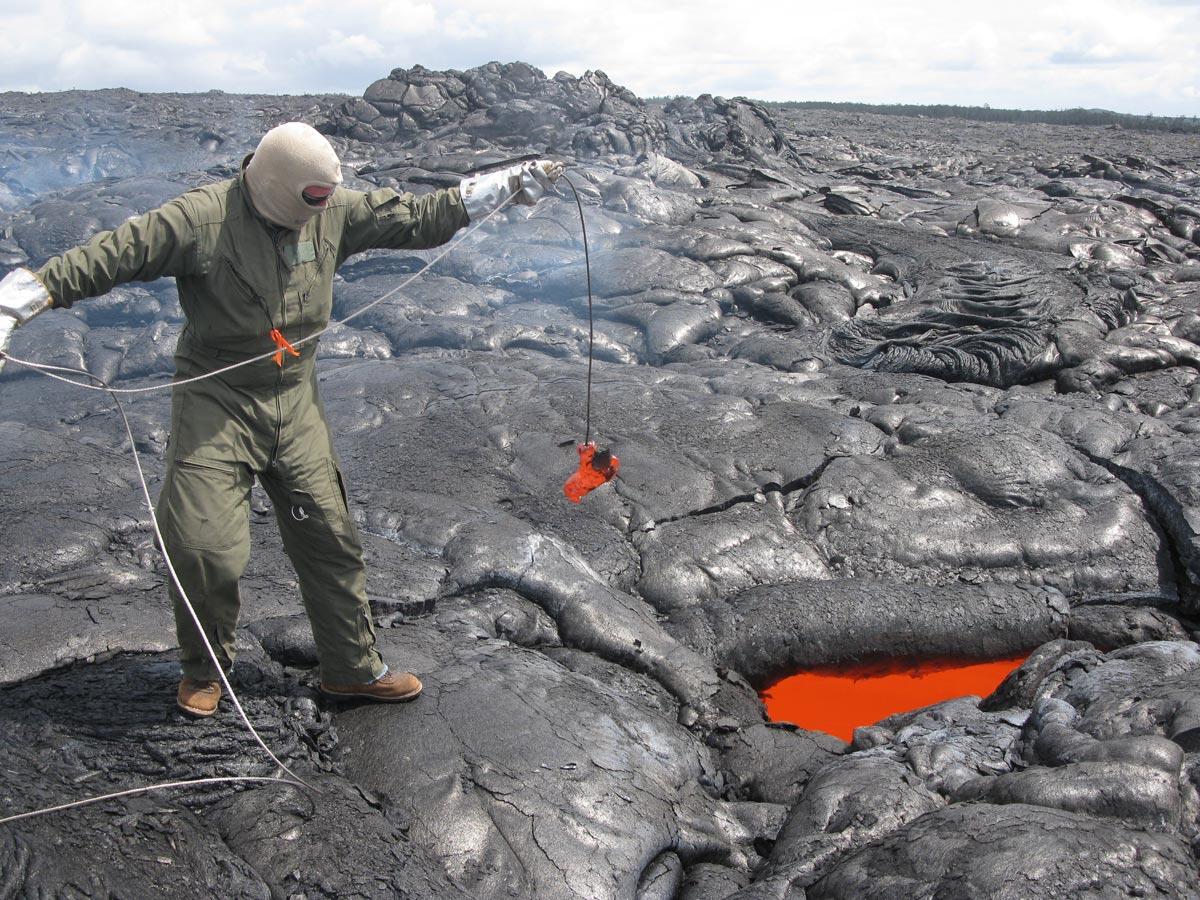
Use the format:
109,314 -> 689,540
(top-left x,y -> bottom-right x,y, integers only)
761,655 -> 1028,742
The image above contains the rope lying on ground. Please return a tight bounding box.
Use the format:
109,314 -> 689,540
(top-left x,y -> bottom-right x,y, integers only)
0,778 -> 304,827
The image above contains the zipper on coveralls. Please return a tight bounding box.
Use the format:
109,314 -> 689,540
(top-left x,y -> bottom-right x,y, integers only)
225,258 -> 286,467
270,232 -> 291,468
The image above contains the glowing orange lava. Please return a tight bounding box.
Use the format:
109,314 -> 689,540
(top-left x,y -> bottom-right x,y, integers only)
761,655 -> 1028,742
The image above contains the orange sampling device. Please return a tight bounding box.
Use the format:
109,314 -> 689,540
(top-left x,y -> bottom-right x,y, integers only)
564,442 -> 619,503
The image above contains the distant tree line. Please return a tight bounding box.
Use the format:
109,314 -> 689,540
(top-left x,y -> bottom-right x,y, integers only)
761,101 -> 1200,134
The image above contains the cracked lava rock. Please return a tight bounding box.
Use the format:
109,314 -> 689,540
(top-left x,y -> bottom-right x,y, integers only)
1,64 -> 1199,898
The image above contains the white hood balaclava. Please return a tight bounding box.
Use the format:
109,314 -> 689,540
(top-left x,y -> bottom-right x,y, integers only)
244,122 -> 343,230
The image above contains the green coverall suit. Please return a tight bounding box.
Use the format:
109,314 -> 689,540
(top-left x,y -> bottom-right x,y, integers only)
35,168 -> 469,684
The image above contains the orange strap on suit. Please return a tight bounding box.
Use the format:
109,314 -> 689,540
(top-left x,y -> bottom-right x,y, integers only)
269,329 -> 300,367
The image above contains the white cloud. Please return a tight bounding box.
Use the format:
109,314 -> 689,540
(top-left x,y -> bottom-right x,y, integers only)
309,32 -> 389,66
375,0 -> 439,33
0,0 -> 1195,115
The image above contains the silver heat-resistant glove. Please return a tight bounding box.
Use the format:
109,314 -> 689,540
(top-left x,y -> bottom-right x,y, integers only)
0,268 -> 53,374
459,160 -> 564,221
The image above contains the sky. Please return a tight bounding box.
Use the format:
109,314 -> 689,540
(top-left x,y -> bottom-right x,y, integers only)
0,0 -> 1197,117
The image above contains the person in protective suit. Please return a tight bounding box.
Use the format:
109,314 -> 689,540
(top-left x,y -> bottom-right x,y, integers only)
0,122 -> 562,717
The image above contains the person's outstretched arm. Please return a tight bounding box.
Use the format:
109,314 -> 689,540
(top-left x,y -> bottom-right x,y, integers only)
0,197 -> 199,371
336,160 -> 563,263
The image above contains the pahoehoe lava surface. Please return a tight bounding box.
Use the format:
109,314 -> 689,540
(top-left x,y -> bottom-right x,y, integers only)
1,63 -> 1199,898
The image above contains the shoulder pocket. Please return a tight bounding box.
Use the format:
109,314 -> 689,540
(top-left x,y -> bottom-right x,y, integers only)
367,189 -> 408,222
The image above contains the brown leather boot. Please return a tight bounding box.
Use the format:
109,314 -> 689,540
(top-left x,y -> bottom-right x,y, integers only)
320,670 -> 423,702
177,677 -> 222,717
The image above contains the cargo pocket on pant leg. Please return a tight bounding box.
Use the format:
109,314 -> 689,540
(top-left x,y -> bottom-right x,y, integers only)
159,458 -> 252,552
